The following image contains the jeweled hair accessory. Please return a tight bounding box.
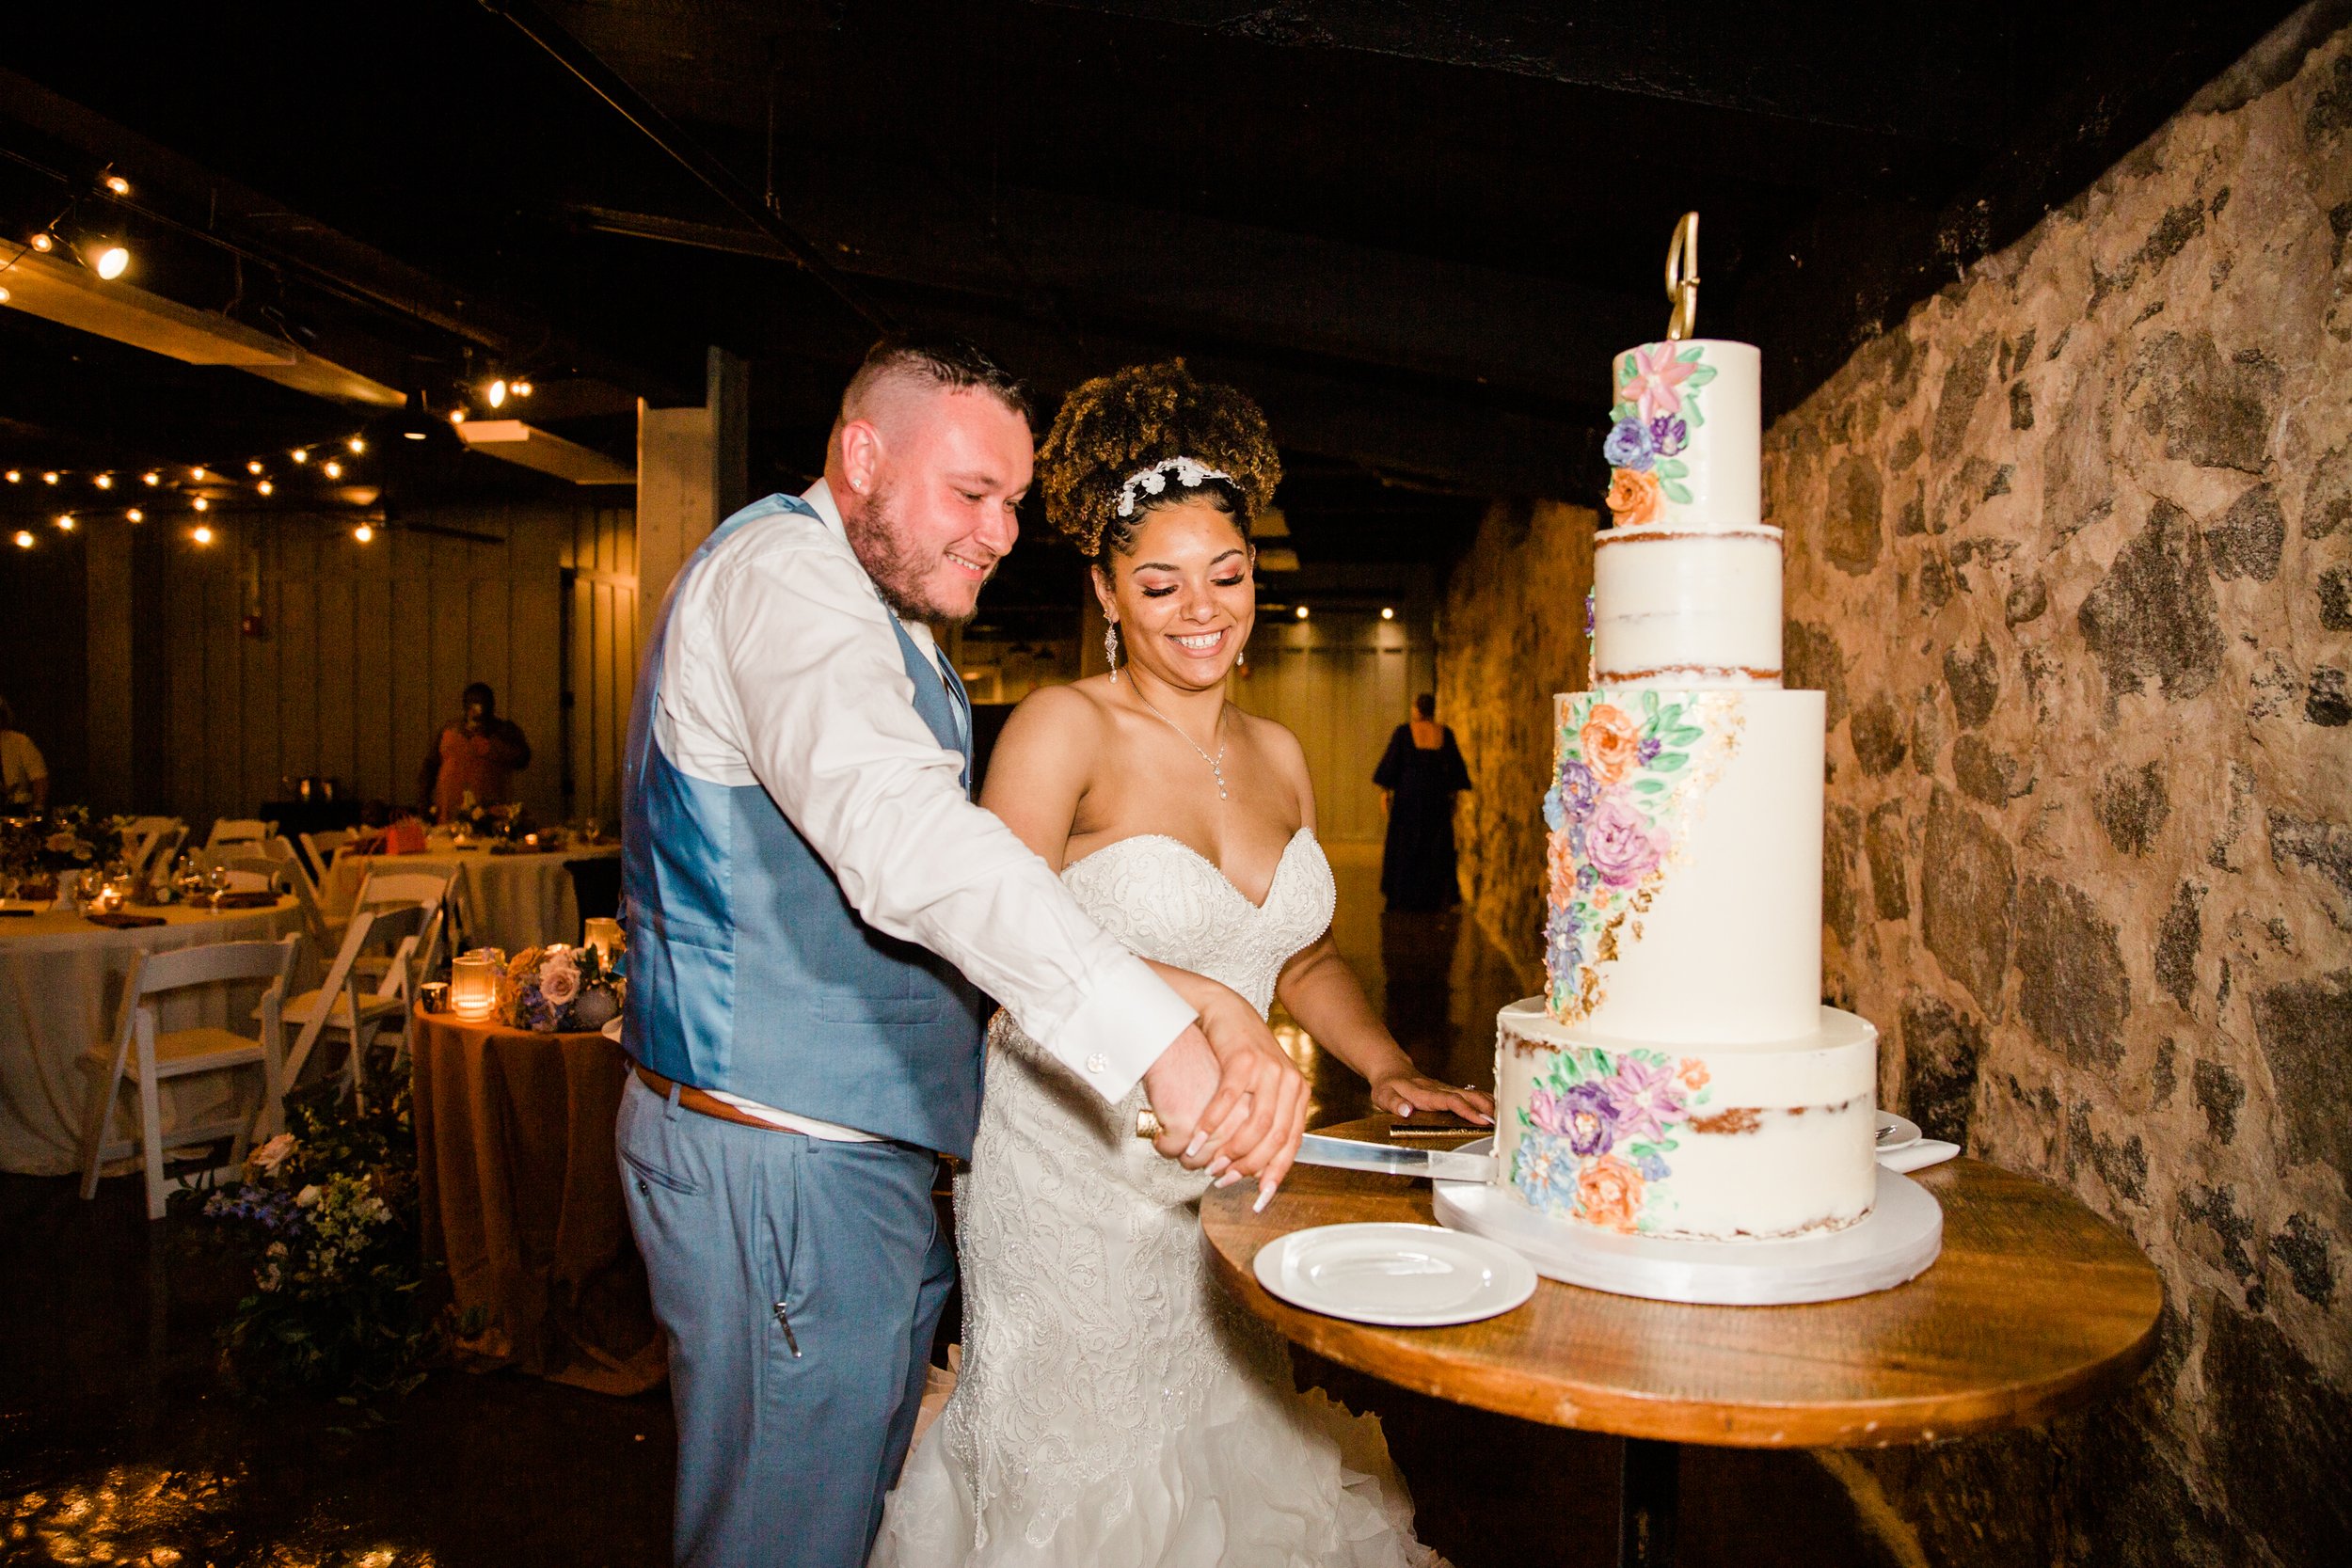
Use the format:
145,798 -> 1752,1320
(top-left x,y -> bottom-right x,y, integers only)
1115,456 -> 1235,518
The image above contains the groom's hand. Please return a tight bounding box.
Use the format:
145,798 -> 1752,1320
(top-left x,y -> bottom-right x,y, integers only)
1141,994 -> 1307,1206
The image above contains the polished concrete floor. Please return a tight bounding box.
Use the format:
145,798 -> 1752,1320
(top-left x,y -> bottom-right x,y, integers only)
1,842 -> 1883,1567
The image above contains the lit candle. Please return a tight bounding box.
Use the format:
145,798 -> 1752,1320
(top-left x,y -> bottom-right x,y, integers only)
584,917 -> 623,967
451,951 -> 500,1019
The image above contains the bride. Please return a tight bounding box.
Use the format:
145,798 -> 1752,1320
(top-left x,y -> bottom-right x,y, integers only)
873,362 -> 1492,1567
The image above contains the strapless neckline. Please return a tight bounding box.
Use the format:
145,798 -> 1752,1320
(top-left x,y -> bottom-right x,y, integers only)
1062,827 -> 1313,914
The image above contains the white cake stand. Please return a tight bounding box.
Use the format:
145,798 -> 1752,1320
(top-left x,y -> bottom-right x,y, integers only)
1432,1139 -> 1943,1306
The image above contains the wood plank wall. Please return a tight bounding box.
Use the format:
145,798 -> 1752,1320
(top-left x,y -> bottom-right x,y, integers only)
157,501 -> 636,830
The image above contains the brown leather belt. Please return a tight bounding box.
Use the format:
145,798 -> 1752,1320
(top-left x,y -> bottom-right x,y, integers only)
631,1063 -> 803,1134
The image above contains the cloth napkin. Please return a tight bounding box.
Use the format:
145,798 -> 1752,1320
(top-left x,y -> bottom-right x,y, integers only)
1878,1139 -> 1961,1174
86,911 -> 167,929
208,890 -> 280,910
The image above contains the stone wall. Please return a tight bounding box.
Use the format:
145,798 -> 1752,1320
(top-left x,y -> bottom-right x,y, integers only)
1436,498 -> 1594,992
1438,15 -> 2352,1563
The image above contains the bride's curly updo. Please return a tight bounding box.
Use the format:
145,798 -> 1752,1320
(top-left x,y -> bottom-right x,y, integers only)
1038,361 -> 1282,560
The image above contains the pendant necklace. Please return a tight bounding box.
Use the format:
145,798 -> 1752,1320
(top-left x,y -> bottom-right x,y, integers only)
1131,685 -> 1229,800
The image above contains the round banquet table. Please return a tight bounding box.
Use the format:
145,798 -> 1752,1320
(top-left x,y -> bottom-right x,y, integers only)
0,896 -> 305,1176
1202,1115 -> 2165,1568
325,841 -> 621,956
409,1006 -> 663,1395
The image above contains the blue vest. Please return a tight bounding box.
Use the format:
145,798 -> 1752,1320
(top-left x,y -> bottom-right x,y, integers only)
619,493 -> 991,1157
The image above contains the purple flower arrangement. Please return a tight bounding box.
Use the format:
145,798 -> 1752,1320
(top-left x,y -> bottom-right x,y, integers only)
495,943 -> 625,1033
1512,1043 -> 1712,1233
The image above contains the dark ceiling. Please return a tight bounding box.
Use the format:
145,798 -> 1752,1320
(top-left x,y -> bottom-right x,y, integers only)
0,0 -> 2307,606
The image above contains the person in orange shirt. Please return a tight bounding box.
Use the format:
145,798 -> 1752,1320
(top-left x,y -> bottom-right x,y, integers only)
418,682 -> 532,822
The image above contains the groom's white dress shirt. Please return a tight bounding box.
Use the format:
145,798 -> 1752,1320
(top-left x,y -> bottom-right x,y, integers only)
650,479 -> 1195,1142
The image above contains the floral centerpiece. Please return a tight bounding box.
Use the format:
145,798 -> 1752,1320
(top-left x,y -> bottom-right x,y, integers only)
0,806 -> 133,895
453,790 -> 535,844
496,942 -> 624,1033
197,1069 -> 437,1395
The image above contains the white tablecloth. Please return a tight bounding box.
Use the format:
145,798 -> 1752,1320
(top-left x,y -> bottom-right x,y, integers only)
0,897 -> 305,1177
323,844 -> 620,956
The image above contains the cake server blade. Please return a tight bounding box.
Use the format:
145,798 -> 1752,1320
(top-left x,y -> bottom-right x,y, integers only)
1295,1133 -> 1497,1184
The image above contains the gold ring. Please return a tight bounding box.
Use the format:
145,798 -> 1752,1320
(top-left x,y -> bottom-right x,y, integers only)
1136,1108 -> 1165,1141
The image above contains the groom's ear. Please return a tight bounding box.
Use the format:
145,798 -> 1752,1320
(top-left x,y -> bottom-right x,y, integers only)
837,418 -> 884,497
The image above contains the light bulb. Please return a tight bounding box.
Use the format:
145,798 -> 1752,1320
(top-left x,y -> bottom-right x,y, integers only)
141,470 -> 160,485
56,514 -> 76,531
41,471 -> 58,484
1380,607 -> 1395,620
190,467 -> 207,482
449,407 -> 468,426
191,497 -> 209,512
1295,605 -> 1310,620
11,531 -> 32,549
486,378 -> 508,408
347,436 -> 366,454
126,508 -> 143,522
3,470 -> 17,483
91,244 -> 130,280
93,473 -> 113,489
0,285 -> 10,303
246,460 -> 263,475
512,379 -> 533,398
256,480 -> 274,496
103,173 -> 131,197
353,524 -> 375,544
291,448 -> 309,464
192,524 -> 214,545
323,460 -> 343,479
28,231 -> 55,253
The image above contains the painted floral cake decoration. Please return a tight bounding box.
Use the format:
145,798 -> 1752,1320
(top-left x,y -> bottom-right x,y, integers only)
1542,689 -> 1739,1023
1512,1043 -> 1715,1232
1603,341 -> 1718,527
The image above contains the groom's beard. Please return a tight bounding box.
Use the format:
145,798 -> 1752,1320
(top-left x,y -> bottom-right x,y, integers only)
843,479 -> 995,624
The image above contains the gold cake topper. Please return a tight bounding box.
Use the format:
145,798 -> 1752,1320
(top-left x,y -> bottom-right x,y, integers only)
1664,211 -> 1700,341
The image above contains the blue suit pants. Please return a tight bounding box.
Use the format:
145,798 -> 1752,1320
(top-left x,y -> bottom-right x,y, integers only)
617,1074 -> 952,1568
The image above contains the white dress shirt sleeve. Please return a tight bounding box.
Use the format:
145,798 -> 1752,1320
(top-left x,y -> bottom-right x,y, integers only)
683,525 -> 1194,1104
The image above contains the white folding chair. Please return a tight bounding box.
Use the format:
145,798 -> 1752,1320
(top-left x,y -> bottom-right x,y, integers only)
119,817 -> 183,880
78,934 -> 302,1220
225,850 -> 332,955
275,904 -> 427,1105
298,829 -> 354,887
350,867 -> 459,978
205,818 -> 277,853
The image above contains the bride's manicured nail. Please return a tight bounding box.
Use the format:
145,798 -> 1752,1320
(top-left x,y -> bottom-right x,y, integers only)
1216,1170 -> 1242,1188
1252,1183 -> 1277,1213
1185,1131 -> 1208,1160
1205,1155 -> 1231,1179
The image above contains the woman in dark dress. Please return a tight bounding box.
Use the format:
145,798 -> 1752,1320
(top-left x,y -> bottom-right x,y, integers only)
1374,693 -> 1473,911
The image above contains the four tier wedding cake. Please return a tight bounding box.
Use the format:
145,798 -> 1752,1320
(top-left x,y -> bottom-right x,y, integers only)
1489,338 -> 1880,1243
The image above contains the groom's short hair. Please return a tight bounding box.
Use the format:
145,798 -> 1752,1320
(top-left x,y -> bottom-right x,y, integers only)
839,335 -> 1031,429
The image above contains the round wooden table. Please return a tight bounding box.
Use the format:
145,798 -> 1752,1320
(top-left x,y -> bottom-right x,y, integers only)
1202,1116 -> 2164,1567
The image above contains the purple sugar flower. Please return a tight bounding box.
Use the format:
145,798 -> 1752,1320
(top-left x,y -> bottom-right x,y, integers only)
1637,736 -> 1662,764
1637,1151 -> 1670,1181
1647,415 -> 1689,457
1602,419 -> 1656,471
1560,1082 -> 1619,1156
1583,796 -> 1664,888
1604,1055 -> 1685,1143
1558,759 -> 1600,819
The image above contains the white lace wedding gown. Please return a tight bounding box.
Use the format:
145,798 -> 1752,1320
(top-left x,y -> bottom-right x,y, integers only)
872,830 -> 1442,1568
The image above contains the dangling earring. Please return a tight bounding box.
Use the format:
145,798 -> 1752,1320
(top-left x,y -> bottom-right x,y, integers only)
1104,621 -> 1121,684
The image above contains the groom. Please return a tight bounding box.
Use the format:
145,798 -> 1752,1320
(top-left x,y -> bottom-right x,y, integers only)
618,337 -> 1305,1568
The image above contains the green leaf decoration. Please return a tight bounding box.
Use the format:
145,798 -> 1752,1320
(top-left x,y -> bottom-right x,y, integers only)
1634,777 -> 1667,795
1617,358 -> 1637,385
1641,689 -> 1661,719
1667,724 -> 1705,746
1676,345 -> 1704,363
1654,458 -> 1688,480
1684,365 -> 1718,387
1611,400 -> 1637,422
1629,1142 -> 1658,1159
1661,481 -> 1693,504
1686,402 -> 1707,429
1652,751 -> 1689,770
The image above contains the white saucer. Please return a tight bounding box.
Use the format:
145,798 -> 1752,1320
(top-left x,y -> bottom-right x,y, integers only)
1253,1222 -> 1537,1327
1877,1111 -> 1923,1152
1433,1139 -> 1943,1307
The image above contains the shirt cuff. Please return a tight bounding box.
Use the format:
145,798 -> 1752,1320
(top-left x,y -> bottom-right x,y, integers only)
1041,954 -> 1198,1104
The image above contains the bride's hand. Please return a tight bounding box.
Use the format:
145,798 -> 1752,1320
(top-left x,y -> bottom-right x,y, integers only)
1368,1069 -> 1494,1125
1189,997 -> 1309,1205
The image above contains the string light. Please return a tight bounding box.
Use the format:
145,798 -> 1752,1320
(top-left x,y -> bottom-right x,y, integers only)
323,460 -> 343,479
3,470 -> 17,483
486,378 -> 509,409
511,379 -> 533,398
189,467 -> 208,482
191,497 -> 209,512
1295,605 -> 1310,620
11,531 -> 32,549
103,171 -> 132,198
246,460 -> 264,475
1381,607 -> 1395,620
141,470 -> 160,486
126,508 -> 143,522
55,514 -> 76,531
291,448 -> 309,464
256,480 -> 274,496
92,473 -> 113,489
87,241 -> 130,280
0,285 -> 10,304
448,407 -> 468,426
27,231 -> 55,254
191,524 -> 214,545
41,471 -> 58,484
352,523 -> 375,544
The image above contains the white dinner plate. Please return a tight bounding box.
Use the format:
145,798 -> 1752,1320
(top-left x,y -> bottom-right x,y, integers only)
1876,1111 -> 1923,1153
1253,1222 -> 1537,1327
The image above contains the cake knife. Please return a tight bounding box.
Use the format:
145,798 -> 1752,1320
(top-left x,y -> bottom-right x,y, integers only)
1292,1133 -> 1496,1183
